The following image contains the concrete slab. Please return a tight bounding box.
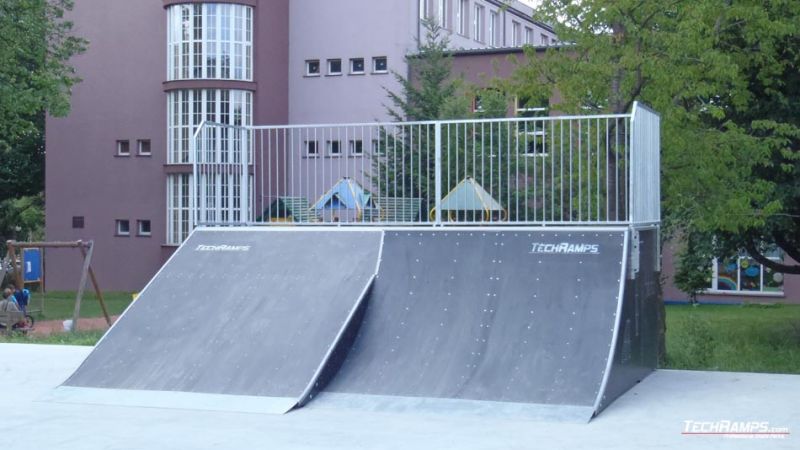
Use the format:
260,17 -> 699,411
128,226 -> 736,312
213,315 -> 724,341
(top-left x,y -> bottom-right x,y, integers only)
0,343 -> 797,450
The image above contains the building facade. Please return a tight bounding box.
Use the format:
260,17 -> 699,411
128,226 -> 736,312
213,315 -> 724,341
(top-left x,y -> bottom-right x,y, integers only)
45,0 -> 553,291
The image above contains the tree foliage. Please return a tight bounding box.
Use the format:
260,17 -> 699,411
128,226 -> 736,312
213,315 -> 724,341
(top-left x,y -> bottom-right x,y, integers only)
513,0 -> 800,276
0,0 -> 85,246
0,0 -> 86,152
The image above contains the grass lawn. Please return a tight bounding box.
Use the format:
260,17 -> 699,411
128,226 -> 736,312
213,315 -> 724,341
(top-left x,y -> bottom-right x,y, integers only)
24,291 -> 135,322
665,303 -> 800,374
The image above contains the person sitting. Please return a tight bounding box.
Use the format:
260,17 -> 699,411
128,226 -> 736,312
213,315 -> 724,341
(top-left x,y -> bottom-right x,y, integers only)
8,283 -> 29,315
0,288 -> 26,330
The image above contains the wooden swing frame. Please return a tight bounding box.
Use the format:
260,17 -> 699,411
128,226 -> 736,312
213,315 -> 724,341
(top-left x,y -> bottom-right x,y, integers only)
5,240 -> 111,332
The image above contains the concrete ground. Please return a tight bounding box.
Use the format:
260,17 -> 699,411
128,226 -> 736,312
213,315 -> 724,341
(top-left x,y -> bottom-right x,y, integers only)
0,343 -> 797,449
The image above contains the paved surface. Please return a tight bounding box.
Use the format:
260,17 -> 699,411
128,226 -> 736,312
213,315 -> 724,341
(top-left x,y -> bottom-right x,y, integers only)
1,344 -> 797,449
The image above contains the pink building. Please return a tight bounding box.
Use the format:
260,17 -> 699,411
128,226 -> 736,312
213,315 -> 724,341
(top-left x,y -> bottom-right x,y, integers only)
45,0 -> 552,291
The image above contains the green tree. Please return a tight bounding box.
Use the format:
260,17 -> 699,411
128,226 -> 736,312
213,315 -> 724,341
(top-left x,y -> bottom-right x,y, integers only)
0,0 -> 86,245
514,0 -> 800,273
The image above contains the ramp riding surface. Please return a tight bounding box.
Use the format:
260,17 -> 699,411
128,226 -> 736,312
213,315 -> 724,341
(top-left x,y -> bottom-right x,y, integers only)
60,228 -> 383,413
320,229 -> 631,421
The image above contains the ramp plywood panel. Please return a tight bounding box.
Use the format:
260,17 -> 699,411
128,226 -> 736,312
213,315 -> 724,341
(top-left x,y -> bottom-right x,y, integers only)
63,228 -> 382,412
324,229 -> 627,413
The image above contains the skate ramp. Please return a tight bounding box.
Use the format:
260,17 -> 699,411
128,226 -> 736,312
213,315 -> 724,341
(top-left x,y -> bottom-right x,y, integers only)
58,228 -> 383,414
319,229 -> 632,421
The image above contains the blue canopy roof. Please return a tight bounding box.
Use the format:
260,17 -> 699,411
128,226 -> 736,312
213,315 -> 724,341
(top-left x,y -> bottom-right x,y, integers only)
312,178 -> 375,211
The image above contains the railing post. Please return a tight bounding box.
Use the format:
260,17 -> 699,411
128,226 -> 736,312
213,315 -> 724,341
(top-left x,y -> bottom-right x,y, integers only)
434,121 -> 443,225
241,127 -> 250,224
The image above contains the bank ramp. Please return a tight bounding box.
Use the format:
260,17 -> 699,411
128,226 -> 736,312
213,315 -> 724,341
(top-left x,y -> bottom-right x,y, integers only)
57,228 -> 383,414
315,228 -> 657,421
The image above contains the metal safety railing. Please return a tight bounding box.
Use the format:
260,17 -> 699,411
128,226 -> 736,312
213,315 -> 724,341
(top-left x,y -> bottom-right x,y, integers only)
190,102 -> 660,228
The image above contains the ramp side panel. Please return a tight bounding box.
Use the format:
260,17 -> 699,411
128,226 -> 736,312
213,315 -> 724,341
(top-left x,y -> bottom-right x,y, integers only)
597,228 -> 660,412
325,229 -> 627,408
64,229 -> 382,401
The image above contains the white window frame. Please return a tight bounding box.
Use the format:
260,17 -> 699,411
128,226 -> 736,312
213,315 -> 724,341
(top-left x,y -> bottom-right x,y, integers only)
349,140 -> 364,156
116,140 -> 130,156
137,139 -> 152,156
166,4 -> 253,82
167,89 -> 252,164
350,58 -> 365,75
488,10 -> 498,47
708,255 -> 785,296
512,21 -> 521,46
438,0 -> 449,28
541,34 -> 550,46
116,219 -> 131,236
457,0 -> 469,36
305,140 -> 319,157
327,140 -> 342,157
372,56 -> 388,74
137,220 -> 152,237
305,59 -> 321,77
525,27 -> 533,45
473,4 -> 484,43
327,59 -> 342,76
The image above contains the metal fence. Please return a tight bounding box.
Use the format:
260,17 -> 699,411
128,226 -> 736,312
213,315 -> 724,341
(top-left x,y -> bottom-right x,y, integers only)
190,102 -> 660,228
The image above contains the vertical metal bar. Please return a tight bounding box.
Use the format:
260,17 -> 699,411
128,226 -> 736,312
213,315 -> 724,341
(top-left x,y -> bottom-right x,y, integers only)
434,121 -> 442,225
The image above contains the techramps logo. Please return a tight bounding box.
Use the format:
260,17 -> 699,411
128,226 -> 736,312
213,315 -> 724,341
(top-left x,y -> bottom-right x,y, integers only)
194,244 -> 251,252
529,242 -> 600,255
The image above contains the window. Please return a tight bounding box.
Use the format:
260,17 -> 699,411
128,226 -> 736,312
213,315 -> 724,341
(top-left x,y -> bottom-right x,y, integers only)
116,220 -> 130,236
167,89 -> 252,164
305,59 -> 320,76
372,139 -> 382,155
137,139 -> 151,156
372,57 -> 388,74
473,4 -> 485,43
305,140 -> 319,157
350,58 -> 365,74
512,21 -> 521,46
710,252 -> 784,294
489,11 -> 498,46
349,140 -> 364,156
457,0 -> 469,36
166,4 -> 253,81
542,34 -> 550,46
167,174 -> 191,244
516,96 -> 548,118
473,95 -> 484,113
137,220 -> 152,237
327,59 -> 342,75
116,140 -> 130,156
525,27 -> 533,45
437,0 -> 449,28
72,216 -> 84,229
327,140 -> 341,156
420,0 -> 431,20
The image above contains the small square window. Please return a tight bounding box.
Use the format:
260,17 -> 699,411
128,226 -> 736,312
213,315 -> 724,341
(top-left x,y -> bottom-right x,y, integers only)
305,140 -> 319,157
305,59 -> 320,76
137,139 -> 151,156
327,140 -> 341,156
349,140 -> 364,156
350,58 -> 365,74
116,140 -> 130,156
72,216 -> 84,229
137,220 -> 152,236
116,219 -> 130,236
327,59 -> 342,75
372,57 -> 388,74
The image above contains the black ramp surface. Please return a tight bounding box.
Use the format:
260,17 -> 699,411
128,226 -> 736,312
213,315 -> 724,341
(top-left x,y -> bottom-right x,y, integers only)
64,228 -> 382,412
323,229 -> 627,416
